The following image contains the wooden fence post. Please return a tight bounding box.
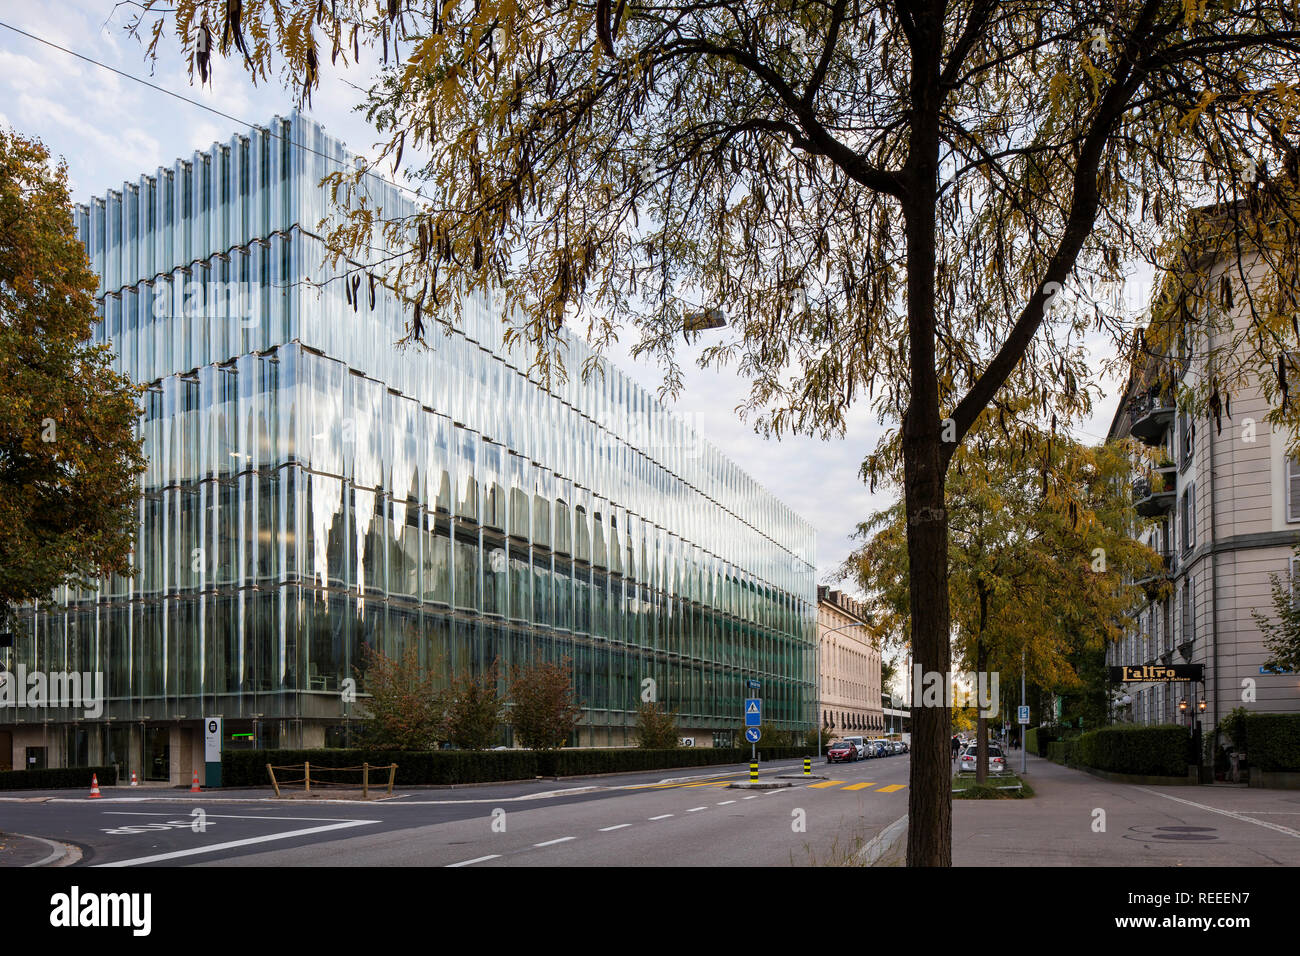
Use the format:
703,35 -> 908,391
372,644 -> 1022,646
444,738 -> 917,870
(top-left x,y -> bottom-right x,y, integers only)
267,764 -> 280,798
362,762 -> 369,800
387,763 -> 397,795
304,761 -> 310,795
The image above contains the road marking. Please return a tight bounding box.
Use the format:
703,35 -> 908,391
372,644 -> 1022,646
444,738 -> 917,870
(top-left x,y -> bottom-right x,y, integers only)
598,824 -> 632,831
649,814 -> 673,820
686,806 -> 707,812
876,785 -> 907,793
447,854 -> 500,868
681,781 -> 729,788
94,819 -> 378,867
842,783 -> 877,791
1134,788 -> 1300,840
533,837 -> 575,847
809,780 -> 846,789
743,795 -> 759,800
716,800 -> 736,805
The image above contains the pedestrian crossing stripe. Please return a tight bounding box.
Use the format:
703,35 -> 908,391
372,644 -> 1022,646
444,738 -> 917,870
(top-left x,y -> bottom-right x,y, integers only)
808,780 -> 846,789
876,784 -> 906,793
842,783 -> 876,791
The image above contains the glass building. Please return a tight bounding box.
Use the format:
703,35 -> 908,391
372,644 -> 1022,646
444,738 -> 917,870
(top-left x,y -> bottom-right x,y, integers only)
1,114 -> 816,782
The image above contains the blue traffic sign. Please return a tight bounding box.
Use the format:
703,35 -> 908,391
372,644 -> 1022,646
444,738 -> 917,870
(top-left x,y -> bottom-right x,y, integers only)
747,679 -> 761,689
1017,705 -> 1030,725
744,698 -> 762,727
745,727 -> 761,744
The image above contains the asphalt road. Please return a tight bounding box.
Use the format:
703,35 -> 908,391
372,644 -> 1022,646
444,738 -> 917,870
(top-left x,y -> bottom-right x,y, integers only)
0,755 -> 913,867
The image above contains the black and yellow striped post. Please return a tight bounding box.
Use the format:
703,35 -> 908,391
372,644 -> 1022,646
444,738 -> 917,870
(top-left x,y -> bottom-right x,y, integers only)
749,761 -> 759,782
803,757 -> 812,777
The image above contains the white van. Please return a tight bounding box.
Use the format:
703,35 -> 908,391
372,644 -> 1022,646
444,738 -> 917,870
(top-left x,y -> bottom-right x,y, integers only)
841,735 -> 868,759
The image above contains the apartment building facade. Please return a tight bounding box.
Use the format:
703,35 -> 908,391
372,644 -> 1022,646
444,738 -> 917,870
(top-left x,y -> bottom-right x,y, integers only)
1107,217 -> 1300,750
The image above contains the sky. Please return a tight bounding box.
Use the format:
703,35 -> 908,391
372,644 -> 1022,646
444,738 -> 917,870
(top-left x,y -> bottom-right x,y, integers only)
0,2 -> 1135,599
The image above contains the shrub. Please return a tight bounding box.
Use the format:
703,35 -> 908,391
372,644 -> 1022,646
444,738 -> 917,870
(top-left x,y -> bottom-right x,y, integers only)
509,657 -> 583,750
1242,714 -> 1300,772
0,766 -> 118,791
353,644 -> 446,751
633,701 -> 680,749
1074,724 -> 1189,776
444,661 -> 506,750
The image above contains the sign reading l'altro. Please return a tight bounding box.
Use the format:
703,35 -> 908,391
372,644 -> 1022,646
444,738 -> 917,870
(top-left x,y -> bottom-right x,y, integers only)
1109,664 -> 1204,682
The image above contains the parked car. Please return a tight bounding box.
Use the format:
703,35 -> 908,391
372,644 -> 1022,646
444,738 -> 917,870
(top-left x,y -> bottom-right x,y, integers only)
958,744 -> 1008,774
842,735 -> 869,759
870,739 -> 890,758
826,741 -> 858,764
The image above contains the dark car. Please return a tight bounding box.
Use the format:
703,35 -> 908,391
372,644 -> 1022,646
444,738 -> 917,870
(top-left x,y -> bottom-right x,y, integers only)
826,741 -> 858,764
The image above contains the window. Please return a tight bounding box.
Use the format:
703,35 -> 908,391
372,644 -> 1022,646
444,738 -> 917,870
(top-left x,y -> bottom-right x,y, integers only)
1287,455 -> 1300,522
1180,483 -> 1196,554
1178,410 -> 1194,470
1181,577 -> 1195,645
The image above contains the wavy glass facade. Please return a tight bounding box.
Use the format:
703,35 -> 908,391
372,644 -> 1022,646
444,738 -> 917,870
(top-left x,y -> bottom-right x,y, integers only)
4,114 -> 816,774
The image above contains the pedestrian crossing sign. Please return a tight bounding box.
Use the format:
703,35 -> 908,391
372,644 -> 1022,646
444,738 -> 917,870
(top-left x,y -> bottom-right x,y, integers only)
744,698 -> 761,726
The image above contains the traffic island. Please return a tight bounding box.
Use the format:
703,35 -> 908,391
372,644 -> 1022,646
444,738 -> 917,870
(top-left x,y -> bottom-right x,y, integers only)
727,780 -> 801,790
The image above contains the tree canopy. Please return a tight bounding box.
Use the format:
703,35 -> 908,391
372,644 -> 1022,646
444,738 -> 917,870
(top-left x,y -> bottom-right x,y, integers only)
0,129 -> 145,627
128,0 -> 1300,865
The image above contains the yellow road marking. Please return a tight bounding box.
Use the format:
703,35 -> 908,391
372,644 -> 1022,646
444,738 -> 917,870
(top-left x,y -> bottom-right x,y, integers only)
681,781 -> 731,788
876,784 -> 907,793
841,783 -> 877,791
808,780 -> 846,789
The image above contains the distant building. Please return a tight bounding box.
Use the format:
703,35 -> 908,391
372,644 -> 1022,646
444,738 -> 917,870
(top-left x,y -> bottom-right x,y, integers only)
816,586 -> 882,736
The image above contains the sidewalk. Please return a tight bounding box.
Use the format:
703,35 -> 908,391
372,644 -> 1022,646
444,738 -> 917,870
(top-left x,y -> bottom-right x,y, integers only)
0,831 -> 79,867
953,752 -> 1300,865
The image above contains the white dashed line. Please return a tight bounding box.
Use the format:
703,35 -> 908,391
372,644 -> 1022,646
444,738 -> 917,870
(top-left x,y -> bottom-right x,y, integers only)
686,806 -> 707,812
534,836 -> 576,847
743,795 -> 759,800
447,854 -> 500,868
599,824 -> 632,831
717,800 -> 736,805
649,814 -> 673,820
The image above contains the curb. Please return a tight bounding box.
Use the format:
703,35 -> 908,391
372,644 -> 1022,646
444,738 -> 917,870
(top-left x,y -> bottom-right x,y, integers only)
3,833 -> 82,867
857,815 -> 907,867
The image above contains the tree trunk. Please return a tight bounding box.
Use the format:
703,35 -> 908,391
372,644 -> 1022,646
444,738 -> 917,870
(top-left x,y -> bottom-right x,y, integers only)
902,2 -> 950,869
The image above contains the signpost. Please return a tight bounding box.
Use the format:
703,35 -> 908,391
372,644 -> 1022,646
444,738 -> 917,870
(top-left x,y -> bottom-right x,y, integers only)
744,695 -> 762,768
1018,705 -> 1030,725
203,716 -> 222,788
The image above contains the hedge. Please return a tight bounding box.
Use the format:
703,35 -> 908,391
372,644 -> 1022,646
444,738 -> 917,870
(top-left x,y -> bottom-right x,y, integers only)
0,766 -> 118,791
1241,714 -> 1300,772
222,745 -> 822,787
1074,724 -> 1190,776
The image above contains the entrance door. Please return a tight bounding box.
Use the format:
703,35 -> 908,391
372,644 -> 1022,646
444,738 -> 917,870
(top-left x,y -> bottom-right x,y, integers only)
145,727 -> 170,781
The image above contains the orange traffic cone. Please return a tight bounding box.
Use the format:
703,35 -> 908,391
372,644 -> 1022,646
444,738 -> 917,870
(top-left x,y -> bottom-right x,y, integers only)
190,770 -> 201,793
88,773 -> 102,799
130,771 -> 139,787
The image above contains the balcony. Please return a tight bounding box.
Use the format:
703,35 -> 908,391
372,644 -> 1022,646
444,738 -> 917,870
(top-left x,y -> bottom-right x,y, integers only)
1133,477 -> 1175,517
1128,392 -> 1176,446
1135,549 -> 1173,600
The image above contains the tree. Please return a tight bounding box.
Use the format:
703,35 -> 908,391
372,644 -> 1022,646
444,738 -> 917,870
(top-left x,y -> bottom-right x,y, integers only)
508,657 -> 583,750
0,129 -> 145,626
444,659 -> 506,749
633,700 -> 680,749
847,416 -> 1163,782
1250,551 -> 1300,674
354,644 -> 447,750
130,0 -> 1300,865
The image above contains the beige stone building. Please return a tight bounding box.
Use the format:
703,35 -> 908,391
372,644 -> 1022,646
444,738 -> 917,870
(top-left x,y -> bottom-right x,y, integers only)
1107,210 -> 1300,747
816,586 -> 884,736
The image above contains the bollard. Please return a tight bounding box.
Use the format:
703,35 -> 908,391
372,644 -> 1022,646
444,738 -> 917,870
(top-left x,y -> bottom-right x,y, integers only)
749,761 -> 758,782
803,757 -> 812,777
